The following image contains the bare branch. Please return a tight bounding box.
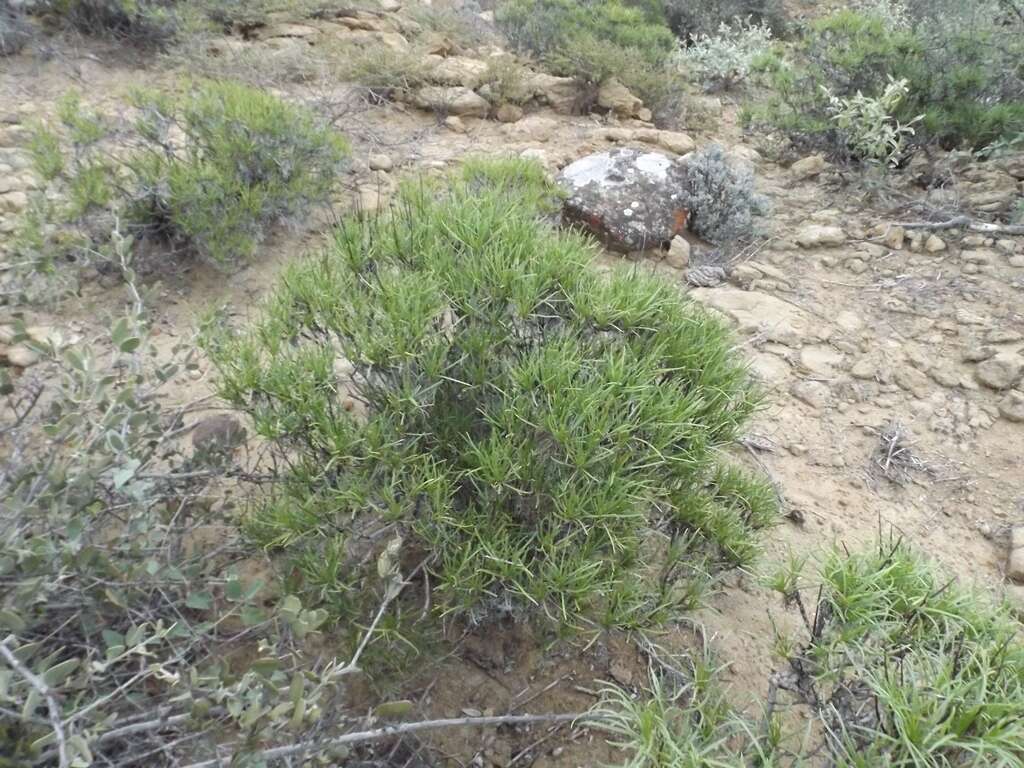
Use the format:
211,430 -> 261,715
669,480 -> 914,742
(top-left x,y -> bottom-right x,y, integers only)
180,712 -> 593,768
888,216 -> 1024,236
0,636 -> 70,768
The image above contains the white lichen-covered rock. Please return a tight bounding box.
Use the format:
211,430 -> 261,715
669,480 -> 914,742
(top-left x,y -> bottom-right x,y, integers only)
557,148 -> 689,252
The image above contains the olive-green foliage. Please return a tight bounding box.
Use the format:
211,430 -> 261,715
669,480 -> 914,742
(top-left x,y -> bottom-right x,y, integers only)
658,0 -> 787,39
496,0 -> 683,117
19,83 -> 347,278
497,0 -> 674,62
208,158 -> 774,631
39,0 -> 181,46
128,81 -> 349,264
746,5 -> 1024,154
775,539 -> 1024,766
0,282 -> 343,764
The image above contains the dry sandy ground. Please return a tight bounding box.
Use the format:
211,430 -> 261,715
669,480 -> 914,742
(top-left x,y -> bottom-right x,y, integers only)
2,13 -> 1023,766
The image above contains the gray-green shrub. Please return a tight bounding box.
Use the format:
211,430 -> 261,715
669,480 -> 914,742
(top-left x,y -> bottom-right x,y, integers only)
37,0 -> 181,46
207,158 -> 775,631
128,81 -> 349,264
682,144 -> 766,245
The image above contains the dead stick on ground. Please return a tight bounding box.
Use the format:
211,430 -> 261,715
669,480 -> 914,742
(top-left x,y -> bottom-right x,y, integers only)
889,216 -> 1024,236
180,712 -> 596,768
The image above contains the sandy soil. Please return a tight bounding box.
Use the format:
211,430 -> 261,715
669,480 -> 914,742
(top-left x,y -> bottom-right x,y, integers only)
1,10 -> 1022,766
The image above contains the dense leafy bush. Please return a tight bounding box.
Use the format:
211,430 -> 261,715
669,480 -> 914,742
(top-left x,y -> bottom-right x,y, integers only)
37,0 -> 181,46
746,3 -> 1024,155
15,82 -> 347,287
770,539 -> 1024,765
0,269 -> 344,764
678,17 -> 773,92
128,81 -> 349,264
496,0 -> 683,117
681,144 -> 766,245
659,0 -> 787,39
208,158 -> 774,630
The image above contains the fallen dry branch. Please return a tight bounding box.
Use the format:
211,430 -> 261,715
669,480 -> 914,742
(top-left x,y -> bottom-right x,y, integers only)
889,215 -> 1024,236
180,712 -> 593,768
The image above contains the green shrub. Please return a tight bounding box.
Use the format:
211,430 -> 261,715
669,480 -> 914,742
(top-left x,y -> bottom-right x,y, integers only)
771,538 -> 1024,765
498,0 -> 675,62
746,4 -> 1024,155
496,0 -> 684,119
659,0 -> 787,39
207,158 -> 774,630
13,82 -> 347,287
128,81 -> 349,265
38,0 -> 181,46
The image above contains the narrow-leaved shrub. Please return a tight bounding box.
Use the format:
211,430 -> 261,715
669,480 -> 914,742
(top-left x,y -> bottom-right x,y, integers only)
496,0 -> 683,119
208,158 -> 775,630
12,82 -> 348,289
128,81 -> 349,264
770,539 -> 1024,765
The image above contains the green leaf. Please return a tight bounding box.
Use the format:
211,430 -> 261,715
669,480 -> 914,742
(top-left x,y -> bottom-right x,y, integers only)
119,336 -> 142,354
375,699 -> 415,719
241,605 -> 266,626
224,579 -> 243,602
279,594 -> 302,617
42,658 -> 80,687
0,609 -> 26,632
185,592 -> 213,611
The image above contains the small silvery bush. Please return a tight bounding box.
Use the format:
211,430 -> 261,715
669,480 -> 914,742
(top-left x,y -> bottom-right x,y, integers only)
208,158 -> 775,631
681,144 -> 766,245
679,17 -> 773,91
825,76 -> 921,166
